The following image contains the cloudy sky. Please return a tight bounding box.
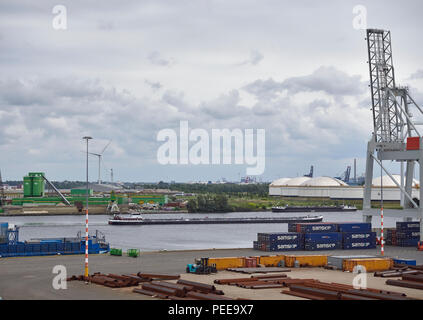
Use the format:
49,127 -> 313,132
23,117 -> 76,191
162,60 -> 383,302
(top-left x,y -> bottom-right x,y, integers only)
1,0 -> 423,182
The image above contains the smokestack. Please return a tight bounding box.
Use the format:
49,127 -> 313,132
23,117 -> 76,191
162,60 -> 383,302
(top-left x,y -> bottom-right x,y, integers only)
354,159 -> 357,182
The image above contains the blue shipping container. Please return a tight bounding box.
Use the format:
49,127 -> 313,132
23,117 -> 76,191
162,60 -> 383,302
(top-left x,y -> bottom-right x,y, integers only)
265,242 -> 304,251
342,242 -> 376,250
397,238 -> 419,247
71,242 -> 81,252
48,243 -> 57,252
343,232 -> 376,242
396,231 -> 420,239
336,223 -> 371,233
40,243 -> 49,253
299,223 -> 337,233
396,222 -> 420,231
305,241 -> 341,251
393,258 -> 417,266
259,232 -> 303,243
304,232 -> 342,242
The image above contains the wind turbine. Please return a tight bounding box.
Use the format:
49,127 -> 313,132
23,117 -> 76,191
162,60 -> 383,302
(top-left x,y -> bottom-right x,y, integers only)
89,140 -> 112,184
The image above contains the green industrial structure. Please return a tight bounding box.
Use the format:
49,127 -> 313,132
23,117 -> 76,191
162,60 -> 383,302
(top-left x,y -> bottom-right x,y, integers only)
12,172 -> 169,207
23,172 -> 45,197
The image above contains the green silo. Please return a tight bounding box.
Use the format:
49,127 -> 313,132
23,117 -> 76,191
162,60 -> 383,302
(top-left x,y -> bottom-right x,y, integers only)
23,176 -> 33,197
31,176 -> 45,197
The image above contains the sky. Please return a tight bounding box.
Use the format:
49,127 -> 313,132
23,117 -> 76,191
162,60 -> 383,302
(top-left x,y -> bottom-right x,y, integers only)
0,0 -> 423,182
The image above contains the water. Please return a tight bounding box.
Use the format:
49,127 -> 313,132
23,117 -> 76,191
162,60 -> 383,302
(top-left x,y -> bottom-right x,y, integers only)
1,211 -> 402,251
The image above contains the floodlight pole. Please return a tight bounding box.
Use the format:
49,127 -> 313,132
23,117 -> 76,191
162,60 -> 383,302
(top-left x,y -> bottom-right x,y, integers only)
83,136 -> 92,281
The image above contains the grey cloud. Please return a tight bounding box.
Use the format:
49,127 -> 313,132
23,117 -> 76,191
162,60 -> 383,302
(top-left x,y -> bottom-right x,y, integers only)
409,70 -> 423,80
280,66 -> 366,96
145,80 -> 163,90
147,51 -> 174,67
238,50 -> 264,66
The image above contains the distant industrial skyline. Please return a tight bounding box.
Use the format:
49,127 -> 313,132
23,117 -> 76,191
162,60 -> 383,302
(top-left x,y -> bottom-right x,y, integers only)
0,0 -> 422,182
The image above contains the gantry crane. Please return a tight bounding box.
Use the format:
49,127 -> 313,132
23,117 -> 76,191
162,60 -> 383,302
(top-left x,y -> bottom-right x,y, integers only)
363,29 -> 423,241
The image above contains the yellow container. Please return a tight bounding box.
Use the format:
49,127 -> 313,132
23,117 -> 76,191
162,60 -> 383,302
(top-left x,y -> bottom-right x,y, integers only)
208,257 -> 245,270
285,255 -> 328,267
343,258 -> 393,272
259,255 -> 285,267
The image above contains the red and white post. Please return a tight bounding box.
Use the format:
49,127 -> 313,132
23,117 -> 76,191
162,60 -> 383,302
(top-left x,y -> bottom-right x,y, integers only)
83,136 -> 92,280
381,207 -> 384,256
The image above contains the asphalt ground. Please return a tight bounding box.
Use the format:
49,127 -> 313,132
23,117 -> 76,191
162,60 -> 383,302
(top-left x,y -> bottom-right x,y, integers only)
0,247 -> 422,299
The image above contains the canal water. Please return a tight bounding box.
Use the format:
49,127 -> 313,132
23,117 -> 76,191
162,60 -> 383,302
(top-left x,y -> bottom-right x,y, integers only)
2,211 -> 401,251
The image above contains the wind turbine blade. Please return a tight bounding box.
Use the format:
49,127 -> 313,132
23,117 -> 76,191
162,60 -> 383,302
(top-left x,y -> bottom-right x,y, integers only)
101,140 -> 112,155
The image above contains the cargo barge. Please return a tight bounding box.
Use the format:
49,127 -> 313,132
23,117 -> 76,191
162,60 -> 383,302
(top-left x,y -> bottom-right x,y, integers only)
0,222 -> 110,258
108,214 -> 324,225
271,205 -> 357,213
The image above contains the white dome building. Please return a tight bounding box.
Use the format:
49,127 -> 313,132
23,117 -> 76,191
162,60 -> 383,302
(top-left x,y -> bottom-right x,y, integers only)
269,178 -> 292,187
300,176 -> 349,187
372,175 -> 419,188
285,177 -> 312,186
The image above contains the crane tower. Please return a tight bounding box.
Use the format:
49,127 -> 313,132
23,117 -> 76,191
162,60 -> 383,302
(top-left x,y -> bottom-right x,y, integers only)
363,29 -> 423,241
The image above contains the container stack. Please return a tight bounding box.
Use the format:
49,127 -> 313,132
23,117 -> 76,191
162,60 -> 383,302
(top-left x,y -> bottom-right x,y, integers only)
386,228 -> 397,246
254,222 -> 376,252
254,232 -> 304,252
337,223 -> 376,250
396,222 -> 420,247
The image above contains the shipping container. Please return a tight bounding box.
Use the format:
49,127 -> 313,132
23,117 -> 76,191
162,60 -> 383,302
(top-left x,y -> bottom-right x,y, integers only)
263,242 -> 304,251
343,258 -> 393,272
336,223 -> 371,233
259,255 -> 285,267
393,258 -> 417,266
297,223 -> 337,233
328,255 -> 376,269
285,255 -> 328,267
208,257 -> 245,270
304,241 -> 341,251
396,231 -> 420,239
23,176 -> 33,197
342,241 -> 376,250
396,222 -> 420,231
257,232 -> 303,243
343,232 -> 376,242
304,232 -> 342,242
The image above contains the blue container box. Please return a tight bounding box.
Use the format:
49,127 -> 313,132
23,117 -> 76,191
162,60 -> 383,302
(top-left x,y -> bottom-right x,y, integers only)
299,223 -> 337,233
397,238 -> 419,247
8,245 -> 17,253
396,231 -> 420,239
0,244 -> 8,254
57,243 -> 64,252
16,244 -> 25,253
259,232 -> 303,243
267,242 -> 304,251
396,222 -> 420,231
305,241 -> 341,251
304,232 -> 342,242
393,258 -> 417,266
336,223 -> 371,233
343,232 -> 376,242
342,241 -> 376,250
24,244 -> 33,253
71,242 -> 81,252
64,243 -> 73,252
40,243 -> 49,253
32,244 -> 41,253
48,243 -> 57,252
